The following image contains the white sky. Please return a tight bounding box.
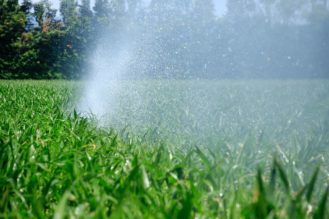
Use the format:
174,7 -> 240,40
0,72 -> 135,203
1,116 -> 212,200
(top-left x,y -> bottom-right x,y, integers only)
214,0 -> 227,16
31,0 -> 227,16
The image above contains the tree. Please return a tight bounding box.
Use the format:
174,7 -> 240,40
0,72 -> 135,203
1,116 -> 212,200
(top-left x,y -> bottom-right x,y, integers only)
193,0 -> 215,24
309,0 -> 329,23
60,0 -> 77,27
33,0 -> 57,32
275,0 -> 308,24
258,0 -> 276,23
21,0 -> 36,31
0,0 -> 26,78
227,0 -> 256,18
79,0 -> 92,18
21,0 -> 32,14
126,0 -> 142,16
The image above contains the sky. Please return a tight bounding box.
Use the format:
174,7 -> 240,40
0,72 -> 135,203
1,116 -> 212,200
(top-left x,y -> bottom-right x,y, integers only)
214,0 -> 227,16
31,0 -> 228,17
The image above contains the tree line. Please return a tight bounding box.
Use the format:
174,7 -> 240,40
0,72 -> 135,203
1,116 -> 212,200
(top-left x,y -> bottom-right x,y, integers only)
1,0 -> 329,79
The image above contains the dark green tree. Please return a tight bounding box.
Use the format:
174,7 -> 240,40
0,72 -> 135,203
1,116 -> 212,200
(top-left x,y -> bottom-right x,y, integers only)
33,0 -> 57,32
21,0 -> 32,14
0,0 -> 26,78
79,0 -> 92,18
60,0 -> 77,26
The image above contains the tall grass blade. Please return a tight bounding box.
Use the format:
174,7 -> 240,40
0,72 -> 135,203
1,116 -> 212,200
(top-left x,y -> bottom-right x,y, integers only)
306,167 -> 320,203
177,190 -> 193,219
313,186 -> 329,219
269,161 -> 277,193
53,192 -> 69,219
195,146 -> 211,168
257,168 -> 266,196
275,159 -> 290,193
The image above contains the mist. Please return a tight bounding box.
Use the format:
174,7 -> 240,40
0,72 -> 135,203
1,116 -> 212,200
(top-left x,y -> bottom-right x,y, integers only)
3,0 -> 329,216
77,0 -> 329,146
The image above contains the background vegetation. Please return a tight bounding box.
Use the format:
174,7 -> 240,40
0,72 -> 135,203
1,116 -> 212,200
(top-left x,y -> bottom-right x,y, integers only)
1,0 -> 329,79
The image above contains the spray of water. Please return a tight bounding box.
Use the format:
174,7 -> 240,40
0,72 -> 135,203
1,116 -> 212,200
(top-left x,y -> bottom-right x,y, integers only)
77,1 -> 329,146
78,31 -> 134,123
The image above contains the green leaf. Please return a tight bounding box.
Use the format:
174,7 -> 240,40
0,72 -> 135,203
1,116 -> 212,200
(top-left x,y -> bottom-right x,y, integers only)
314,186 -> 329,219
306,167 -> 320,203
53,192 -> 69,219
275,159 -> 290,193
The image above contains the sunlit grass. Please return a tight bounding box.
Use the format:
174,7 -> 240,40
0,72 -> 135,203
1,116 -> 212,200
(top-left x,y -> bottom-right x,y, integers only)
0,80 -> 329,218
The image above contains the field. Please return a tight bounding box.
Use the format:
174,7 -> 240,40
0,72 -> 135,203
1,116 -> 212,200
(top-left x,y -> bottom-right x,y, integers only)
1,80 -> 329,218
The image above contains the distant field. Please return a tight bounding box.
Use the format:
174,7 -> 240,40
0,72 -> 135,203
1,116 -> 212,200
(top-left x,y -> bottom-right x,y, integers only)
1,80 -> 329,218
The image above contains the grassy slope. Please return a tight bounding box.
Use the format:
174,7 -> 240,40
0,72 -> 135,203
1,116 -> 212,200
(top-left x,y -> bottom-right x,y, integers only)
0,80 -> 329,218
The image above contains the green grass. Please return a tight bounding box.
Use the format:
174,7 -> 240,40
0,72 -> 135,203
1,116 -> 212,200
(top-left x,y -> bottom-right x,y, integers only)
1,80 -> 329,218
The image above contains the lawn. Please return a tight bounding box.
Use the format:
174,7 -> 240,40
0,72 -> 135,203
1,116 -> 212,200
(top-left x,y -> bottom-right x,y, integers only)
1,80 -> 329,218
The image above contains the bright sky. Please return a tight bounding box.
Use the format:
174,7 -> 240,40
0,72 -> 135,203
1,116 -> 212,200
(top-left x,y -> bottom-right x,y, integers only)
214,0 -> 227,16
31,0 -> 227,16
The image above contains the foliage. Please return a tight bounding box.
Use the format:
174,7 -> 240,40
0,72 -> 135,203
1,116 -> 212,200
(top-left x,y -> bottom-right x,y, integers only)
0,0 -> 329,79
0,0 -> 93,79
1,80 -> 329,218
0,0 -> 26,78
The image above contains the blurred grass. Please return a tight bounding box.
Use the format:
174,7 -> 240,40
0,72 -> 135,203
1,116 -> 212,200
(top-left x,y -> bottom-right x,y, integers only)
0,80 -> 329,218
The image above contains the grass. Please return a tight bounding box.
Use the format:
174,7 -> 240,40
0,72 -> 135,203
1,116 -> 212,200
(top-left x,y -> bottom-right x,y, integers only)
1,80 -> 329,218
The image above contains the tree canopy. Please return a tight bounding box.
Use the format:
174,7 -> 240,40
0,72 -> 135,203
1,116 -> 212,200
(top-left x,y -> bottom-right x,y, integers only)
0,0 -> 328,79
